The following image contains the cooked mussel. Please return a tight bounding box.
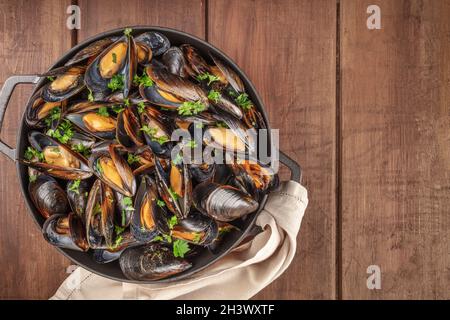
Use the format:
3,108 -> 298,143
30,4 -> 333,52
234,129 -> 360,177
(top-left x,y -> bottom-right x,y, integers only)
29,175 -> 68,219
66,110 -> 117,140
22,131 -> 92,180
180,44 -> 211,77
162,46 -> 189,77
131,175 -> 170,242
89,144 -> 136,197
171,211 -> 218,245
135,31 -> 170,56
193,182 -> 258,222
65,38 -> 115,66
128,146 -> 155,176
66,179 -> 91,219
139,108 -> 173,157
25,88 -> 66,128
119,243 -> 192,280
93,231 -> 137,264
116,106 -> 144,150
42,213 -> 89,252
42,66 -> 86,102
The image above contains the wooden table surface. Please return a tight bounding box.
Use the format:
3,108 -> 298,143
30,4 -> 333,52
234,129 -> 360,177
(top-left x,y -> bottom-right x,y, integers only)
0,0 -> 449,299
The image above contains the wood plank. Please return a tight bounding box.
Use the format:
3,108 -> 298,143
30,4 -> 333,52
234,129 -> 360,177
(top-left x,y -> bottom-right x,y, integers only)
341,0 -> 450,299
77,0 -> 205,40
0,0 -> 72,299
209,0 -> 337,299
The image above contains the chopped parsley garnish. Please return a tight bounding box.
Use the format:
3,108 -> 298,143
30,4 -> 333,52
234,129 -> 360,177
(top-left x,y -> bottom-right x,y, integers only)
115,225 -> 125,236
168,215 -> 178,229
24,147 -> 44,162
186,140 -> 198,148
192,232 -> 202,244
68,179 -> 81,195
133,73 -> 154,87
127,153 -> 140,165
112,52 -> 117,64
195,122 -> 204,129
29,175 -> 37,183
72,143 -> 91,158
124,27 -> 133,37
216,121 -> 229,128
207,89 -> 221,103
156,199 -> 166,207
93,203 -> 102,216
107,74 -> 124,91
137,101 -> 146,114
172,153 -> 183,165
95,160 -> 103,174
87,89 -> 94,102
122,196 -> 134,209
46,120 -> 74,144
140,125 -> 169,145
168,188 -> 180,201
111,235 -> 123,249
178,101 -> 206,116
97,106 -> 110,117
44,107 -> 61,127
173,239 -> 190,258
235,93 -> 253,110
47,76 -> 55,82
111,105 -> 124,114
123,98 -> 130,106
196,72 -> 220,86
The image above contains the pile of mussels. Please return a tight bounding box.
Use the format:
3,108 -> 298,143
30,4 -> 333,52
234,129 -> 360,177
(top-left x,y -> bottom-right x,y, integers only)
21,28 -> 278,280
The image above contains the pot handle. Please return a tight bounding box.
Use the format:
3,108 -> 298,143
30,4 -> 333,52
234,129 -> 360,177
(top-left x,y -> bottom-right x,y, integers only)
0,75 -> 40,161
279,151 -> 302,183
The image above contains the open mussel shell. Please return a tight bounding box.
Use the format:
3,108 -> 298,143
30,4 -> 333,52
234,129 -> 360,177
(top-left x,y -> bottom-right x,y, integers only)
131,176 -> 170,242
139,84 -> 183,109
162,46 -> 189,77
89,144 -> 136,197
84,35 -> 137,99
136,41 -> 153,65
203,126 -> 247,154
22,131 -> 92,180
65,38 -> 115,66
85,179 -> 115,248
66,111 -> 117,140
172,211 -> 218,245
193,182 -> 258,222
42,213 -> 89,252
129,146 -> 155,176
29,175 -> 68,219
190,162 -> 216,184
139,108 -> 173,158
92,231 -> 137,264
135,31 -> 170,56
66,130 -> 96,151
180,44 -> 211,77
119,243 -> 192,281
210,54 -> 245,93
25,88 -> 66,128
116,106 -> 144,151
113,190 -> 132,227
155,156 -> 192,219
42,66 -> 86,102
211,95 -> 243,119
66,179 -> 91,219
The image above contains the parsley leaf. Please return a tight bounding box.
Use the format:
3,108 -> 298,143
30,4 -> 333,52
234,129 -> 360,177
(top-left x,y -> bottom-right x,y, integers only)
88,89 -> 95,102
133,73 -> 154,87
72,143 -> 91,158
123,98 -> 130,106
68,179 -> 81,195
127,153 -> 140,165
140,125 -> 169,145
44,107 -> 61,127
168,187 -> 180,201
111,105 -> 124,114
124,27 -> 133,37
168,215 -> 178,229
111,235 -> 123,249
46,120 -> 74,144
107,74 -> 124,91
196,72 -> 220,86
24,147 -> 44,162
115,225 -> 125,235
235,93 -> 253,111
137,101 -> 146,114
29,174 -> 37,183
207,89 -> 221,103
157,199 -> 166,207
97,106 -> 110,117
173,239 -> 190,258
178,101 -> 206,116
186,140 -> 198,148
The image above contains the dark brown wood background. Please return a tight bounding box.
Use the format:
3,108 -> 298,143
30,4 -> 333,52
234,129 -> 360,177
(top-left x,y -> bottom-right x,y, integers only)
0,0 -> 448,299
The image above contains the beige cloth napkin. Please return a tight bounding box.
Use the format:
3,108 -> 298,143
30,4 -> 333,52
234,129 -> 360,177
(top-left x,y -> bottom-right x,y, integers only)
51,181 -> 308,300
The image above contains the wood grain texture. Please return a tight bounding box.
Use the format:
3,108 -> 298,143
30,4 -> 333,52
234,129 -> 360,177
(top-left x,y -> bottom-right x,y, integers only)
341,0 -> 450,299
0,0 -> 72,299
77,0 -> 205,40
209,0 -> 337,299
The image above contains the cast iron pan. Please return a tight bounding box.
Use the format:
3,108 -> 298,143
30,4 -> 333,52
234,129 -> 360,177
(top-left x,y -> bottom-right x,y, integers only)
0,26 -> 302,283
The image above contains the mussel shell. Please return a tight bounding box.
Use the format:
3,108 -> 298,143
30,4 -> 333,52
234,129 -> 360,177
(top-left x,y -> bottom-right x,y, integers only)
42,67 -> 85,102
211,95 -> 243,119
131,176 -> 170,242
139,109 -> 173,158
135,31 -> 170,56
29,175 -> 68,219
139,84 -> 182,109
25,88 -> 65,128
116,106 -> 144,150
210,54 -> 245,93
66,111 -> 117,140
42,213 -> 89,252
92,231 -> 137,264
114,190 -> 132,227
180,44 -> 210,76
65,38 -> 115,66
66,179 -> 91,219
136,42 -> 153,65
190,163 -> 216,184
119,243 -> 192,280
193,182 -> 258,222
162,46 -> 188,77
171,211 -> 218,245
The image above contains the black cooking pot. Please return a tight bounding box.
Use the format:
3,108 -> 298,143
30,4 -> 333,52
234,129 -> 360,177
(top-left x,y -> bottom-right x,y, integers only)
0,26 -> 301,283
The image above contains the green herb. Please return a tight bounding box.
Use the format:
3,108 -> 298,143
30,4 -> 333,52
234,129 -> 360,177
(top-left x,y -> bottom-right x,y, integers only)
219,225 -> 234,236
133,73 -> 154,87
168,215 -> 178,229
111,235 -> 123,249
124,27 -> 133,37
216,121 -> 229,129
44,107 -> 61,127
137,101 -> 146,114
123,98 -> 130,106
122,196 -> 133,208
95,160 -> 103,174
68,179 -> 81,195
157,199 -> 166,207
140,125 -> 169,145
173,239 -> 190,258
196,72 -> 220,86
107,74 -> 124,91
152,235 -> 164,242
164,234 -> 173,243
93,203 -> 102,216
111,105 -> 124,114
235,93 -> 253,111
207,90 -> 221,103
186,140 -> 198,148
172,153 -> 183,165
112,52 -> 117,64
29,175 -> 37,183
46,120 -> 74,144
195,122 -> 204,129
178,101 -> 206,116
24,147 -> 44,162
227,88 -> 238,98
192,232 -> 202,244
115,225 -> 125,235
47,76 -> 55,82
97,106 -> 110,117
127,153 -> 140,165
72,143 -> 91,158
87,89 -> 94,102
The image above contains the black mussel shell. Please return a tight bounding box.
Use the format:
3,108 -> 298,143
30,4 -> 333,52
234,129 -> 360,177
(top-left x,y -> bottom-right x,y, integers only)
66,111 -> 117,140
65,38 -> 115,66
29,175 -> 68,219
42,213 -> 89,252
66,179 -> 91,219
171,211 -> 218,245
42,67 -> 86,102
135,31 -> 170,56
